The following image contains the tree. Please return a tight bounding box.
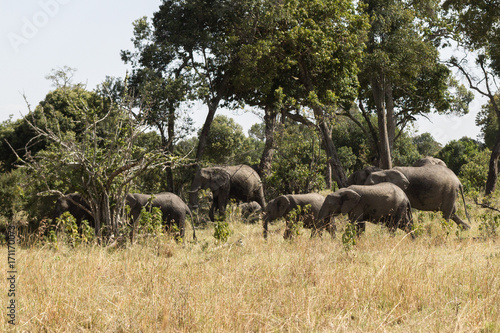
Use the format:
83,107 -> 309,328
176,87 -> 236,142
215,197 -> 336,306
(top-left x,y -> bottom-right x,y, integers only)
443,0 -> 500,194
121,17 -> 194,192
266,121 -> 326,198
437,137 -> 483,175
0,79 -> 109,171
245,0 -> 369,188
18,85 -> 170,240
354,0 -> 472,169
477,95 -> 500,150
148,0 -> 250,163
202,115 -> 256,165
412,132 -> 442,157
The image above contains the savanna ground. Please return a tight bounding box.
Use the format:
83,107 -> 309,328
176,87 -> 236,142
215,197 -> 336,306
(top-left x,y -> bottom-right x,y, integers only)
1,197 -> 500,332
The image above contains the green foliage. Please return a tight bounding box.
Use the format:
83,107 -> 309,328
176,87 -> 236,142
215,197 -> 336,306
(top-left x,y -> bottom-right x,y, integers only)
392,132 -> 421,166
138,206 -> 164,236
332,116 -> 375,172
203,115 -> 260,165
459,148 -> 491,191
0,168 -> 25,219
443,0 -> 500,76
437,137 -> 484,175
266,122 -> 326,198
478,213 -> 500,239
213,217 -> 232,244
15,80 -> 175,240
342,222 -> 357,251
285,204 -> 312,239
53,212 -> 95,247
476,96 -> 499,150
412,132 -> 442,157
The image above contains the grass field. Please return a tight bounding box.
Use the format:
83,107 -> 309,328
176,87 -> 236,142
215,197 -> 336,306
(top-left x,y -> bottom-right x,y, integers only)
2,201 -> 500,332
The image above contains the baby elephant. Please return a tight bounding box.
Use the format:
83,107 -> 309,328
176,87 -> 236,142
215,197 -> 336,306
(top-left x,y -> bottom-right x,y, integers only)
317,183 -> 413,237
263,193 -> 326,239
238,201 -> 262,223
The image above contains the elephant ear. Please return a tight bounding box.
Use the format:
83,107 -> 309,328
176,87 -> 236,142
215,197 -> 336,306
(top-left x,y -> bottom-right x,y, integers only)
388,170 -> 410,190
340,189 -> 362,215
275,196 -> 290,217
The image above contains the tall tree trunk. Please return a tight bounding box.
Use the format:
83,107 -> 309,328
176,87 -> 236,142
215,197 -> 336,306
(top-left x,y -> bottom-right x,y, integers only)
166,108 -> 176,192
372,76 -> 392,169
485,97 -> 500,195
325,162 -> 332,189
258,105 -> 277,178
485,105 -> 500,194
385,82 -> 396,154
317,121 -> 347,188
485,134 -> 500,195
195,99 -> 220,162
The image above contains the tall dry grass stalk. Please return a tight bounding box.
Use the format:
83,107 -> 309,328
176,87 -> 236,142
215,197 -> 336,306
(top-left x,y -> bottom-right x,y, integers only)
2,203 -> 500,332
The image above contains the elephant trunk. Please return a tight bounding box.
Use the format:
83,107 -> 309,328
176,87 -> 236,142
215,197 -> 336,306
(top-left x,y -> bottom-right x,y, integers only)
189,172 -> 203,209
188,189 -> 199,209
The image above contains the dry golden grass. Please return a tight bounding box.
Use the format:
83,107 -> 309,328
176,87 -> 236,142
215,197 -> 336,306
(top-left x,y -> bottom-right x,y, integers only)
2,202 -> 500,332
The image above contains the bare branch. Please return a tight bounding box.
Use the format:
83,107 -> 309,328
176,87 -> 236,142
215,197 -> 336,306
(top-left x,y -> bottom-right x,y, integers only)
474,197 -> 500,213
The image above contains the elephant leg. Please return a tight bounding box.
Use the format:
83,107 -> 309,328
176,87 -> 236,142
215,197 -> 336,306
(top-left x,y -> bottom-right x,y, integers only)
451,212 -> 471,230
401,208 -> 416,239
443,201 -> 471,230
209,196 -> 218,221
356,221 -> 366,234
177,217 -> 186,241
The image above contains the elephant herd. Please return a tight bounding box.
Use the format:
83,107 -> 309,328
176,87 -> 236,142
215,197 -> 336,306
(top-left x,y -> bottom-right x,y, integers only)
53,157 -> 472,242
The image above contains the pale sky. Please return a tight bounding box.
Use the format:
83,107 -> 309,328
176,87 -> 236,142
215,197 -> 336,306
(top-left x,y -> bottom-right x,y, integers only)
1,0 -> 487,145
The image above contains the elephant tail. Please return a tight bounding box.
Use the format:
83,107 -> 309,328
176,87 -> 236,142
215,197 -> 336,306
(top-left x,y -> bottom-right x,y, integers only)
459,183 -> 472,226
263,218 -> 268,239
187,207 -> 197,241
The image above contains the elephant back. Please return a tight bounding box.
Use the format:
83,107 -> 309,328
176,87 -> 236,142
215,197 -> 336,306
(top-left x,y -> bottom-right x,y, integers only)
393,165 -> 460,211
226,165 -> 264,199
287,193 -> 325,217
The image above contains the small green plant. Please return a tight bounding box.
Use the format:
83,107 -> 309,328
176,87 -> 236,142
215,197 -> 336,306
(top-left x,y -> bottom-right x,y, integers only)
79,219 -> 94,244
138,206 -> 164,236
342,222 -> 357,251
169,222 -> 183,243
439,217 -> 453,237
47,229 -> 58,250
285,204 -> 310,239
213,216 -> 232,243
411,222 -> 424,238
54,212 -> 95,247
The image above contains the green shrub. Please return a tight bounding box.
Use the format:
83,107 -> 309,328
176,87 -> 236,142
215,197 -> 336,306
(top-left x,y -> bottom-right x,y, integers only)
213,217 -> 232,243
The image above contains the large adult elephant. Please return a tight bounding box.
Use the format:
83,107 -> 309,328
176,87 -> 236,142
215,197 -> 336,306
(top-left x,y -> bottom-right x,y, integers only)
189,164 -> 266,221
263,193 -> 326,239
53,193 -> 94,227
365,165 -> 471,229
126,192 -> 196,240
316,183 -> 414,236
